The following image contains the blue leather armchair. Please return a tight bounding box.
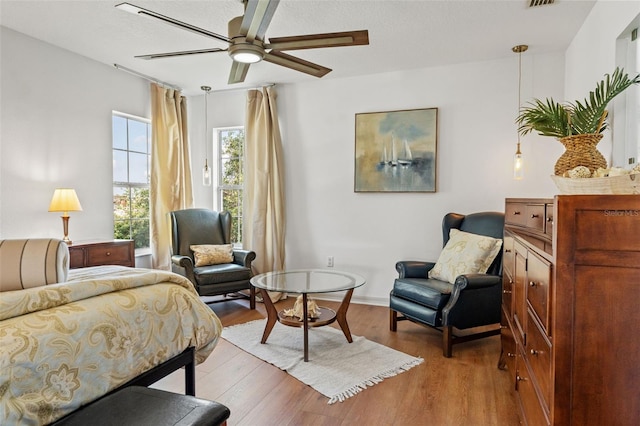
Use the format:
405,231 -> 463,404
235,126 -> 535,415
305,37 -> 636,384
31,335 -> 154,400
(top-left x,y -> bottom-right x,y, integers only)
170,208 -> 256,309
390,212 -> 505,357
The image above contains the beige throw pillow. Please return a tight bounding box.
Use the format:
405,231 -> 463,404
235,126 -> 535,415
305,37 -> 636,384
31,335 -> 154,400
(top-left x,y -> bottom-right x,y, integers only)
190,244 -> 234,267
428,229 -> 502,284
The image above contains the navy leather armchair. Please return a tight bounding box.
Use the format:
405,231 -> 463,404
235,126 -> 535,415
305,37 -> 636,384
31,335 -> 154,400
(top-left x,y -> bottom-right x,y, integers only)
390,211 -> 504,357
170,208 -> 256,309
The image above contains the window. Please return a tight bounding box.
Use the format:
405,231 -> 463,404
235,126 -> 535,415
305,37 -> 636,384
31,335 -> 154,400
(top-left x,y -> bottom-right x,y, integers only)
112,113 -> 151,250
216,127 -> 245,245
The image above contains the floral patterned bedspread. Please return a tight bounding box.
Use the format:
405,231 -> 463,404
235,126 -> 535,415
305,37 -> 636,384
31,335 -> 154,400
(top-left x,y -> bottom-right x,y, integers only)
0,266 -> 222,425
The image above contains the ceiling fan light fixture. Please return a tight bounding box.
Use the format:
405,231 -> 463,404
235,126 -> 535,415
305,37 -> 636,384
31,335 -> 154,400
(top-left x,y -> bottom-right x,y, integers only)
229,43 -> 264,63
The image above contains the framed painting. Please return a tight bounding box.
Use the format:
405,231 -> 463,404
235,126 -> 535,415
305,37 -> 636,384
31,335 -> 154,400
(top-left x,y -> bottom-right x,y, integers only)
354,107 -> 438,192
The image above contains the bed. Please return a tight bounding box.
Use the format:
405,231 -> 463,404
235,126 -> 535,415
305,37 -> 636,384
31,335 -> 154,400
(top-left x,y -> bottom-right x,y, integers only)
0,242 -> 223,426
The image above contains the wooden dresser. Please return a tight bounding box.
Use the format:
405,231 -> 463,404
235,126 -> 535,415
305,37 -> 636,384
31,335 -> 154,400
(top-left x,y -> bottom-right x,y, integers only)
500,195 -> 640,426
68,239 -> 135,269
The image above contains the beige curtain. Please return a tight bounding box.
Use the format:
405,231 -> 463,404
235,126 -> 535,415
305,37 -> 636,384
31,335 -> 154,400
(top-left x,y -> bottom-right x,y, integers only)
150,83 -> 194,270
244,87 -> 286,301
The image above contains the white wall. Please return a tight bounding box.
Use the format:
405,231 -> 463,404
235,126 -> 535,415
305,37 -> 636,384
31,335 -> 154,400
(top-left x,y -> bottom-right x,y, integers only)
277,54 -> 564,305
564,0 -> 640,166
1,27 -> 150,244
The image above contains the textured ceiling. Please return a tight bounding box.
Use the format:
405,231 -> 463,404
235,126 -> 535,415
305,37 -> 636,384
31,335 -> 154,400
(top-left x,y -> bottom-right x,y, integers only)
0,0 -> 596,95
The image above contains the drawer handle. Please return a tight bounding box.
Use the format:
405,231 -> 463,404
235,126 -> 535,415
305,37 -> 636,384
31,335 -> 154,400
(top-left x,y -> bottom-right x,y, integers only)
503,290 -> 512,294
546,217 -> 553,222
530,349 -> 539,356
529,281 -> 537,287
106,252 -> 111,256
516,375 -> 527,382
504,249 -> 512,253
500,325 -> 508,329
507,352 -> 516,358
530,214 -> 539,218
513,211 -> 521,216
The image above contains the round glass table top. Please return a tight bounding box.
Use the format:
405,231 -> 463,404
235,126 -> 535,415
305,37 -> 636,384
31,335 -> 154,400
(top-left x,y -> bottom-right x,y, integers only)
250,269 -> 365,294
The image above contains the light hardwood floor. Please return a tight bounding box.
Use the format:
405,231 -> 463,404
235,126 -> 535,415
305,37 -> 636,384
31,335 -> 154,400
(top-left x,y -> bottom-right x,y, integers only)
152,297 -> 521,426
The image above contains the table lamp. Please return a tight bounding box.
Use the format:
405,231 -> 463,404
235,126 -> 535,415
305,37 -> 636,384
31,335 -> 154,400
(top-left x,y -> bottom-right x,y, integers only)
48,188 -> 83,245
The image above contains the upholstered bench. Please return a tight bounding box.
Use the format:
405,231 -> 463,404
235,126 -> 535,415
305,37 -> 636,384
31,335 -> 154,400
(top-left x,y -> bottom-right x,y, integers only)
52,386 -> 230,426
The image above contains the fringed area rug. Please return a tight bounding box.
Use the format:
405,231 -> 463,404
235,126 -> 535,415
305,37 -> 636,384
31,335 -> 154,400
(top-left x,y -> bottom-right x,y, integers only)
221,319 -> 423,404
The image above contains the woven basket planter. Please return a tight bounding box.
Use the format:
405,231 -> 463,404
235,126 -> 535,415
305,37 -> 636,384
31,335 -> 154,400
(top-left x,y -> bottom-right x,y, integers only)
555,134 -> 607,176
551,174 -> 640,195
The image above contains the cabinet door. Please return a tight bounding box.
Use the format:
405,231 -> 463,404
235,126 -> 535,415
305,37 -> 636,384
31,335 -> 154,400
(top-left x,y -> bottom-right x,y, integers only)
503,233 -> 515,278
513,242 -> 527,345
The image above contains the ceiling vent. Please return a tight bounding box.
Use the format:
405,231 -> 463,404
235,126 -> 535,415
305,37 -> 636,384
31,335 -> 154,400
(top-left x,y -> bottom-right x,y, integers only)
529,0 -> 555,7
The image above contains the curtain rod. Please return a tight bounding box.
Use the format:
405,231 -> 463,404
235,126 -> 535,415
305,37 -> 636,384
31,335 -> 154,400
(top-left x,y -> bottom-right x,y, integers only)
210,83 -> 275,94
113,64 -> 182,92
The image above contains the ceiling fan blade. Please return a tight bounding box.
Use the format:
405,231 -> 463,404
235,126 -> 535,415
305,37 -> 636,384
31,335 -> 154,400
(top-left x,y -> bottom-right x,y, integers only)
135,48 -> 226,60
115,2 -> 230,44
263,51 -> 331,78
240,0 -> 280,42
228,61 -> 251,84
266,30 -> 369,51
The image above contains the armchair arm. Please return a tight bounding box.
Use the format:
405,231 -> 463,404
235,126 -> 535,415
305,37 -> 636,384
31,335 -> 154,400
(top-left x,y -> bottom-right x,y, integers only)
171,255 -> 196,284
233,249 -> 256,269
442,273 -> 502,327
453,273 -> 501,290
395,261 -> 437,279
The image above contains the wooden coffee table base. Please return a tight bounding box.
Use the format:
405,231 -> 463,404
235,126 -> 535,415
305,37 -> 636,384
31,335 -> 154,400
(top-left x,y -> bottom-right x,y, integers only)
259,288 -> 355,362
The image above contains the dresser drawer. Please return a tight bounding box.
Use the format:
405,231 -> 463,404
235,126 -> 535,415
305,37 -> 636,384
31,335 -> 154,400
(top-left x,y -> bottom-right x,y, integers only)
86,243 -> 131,266
544,203 -> 554,237
506,202 -> 528,227
526,309 -> 552,410
69,248 -> 85,269
516,353 -> 550,426
502,274 -> 513,315
525,204 -> 546,232
500,307 -> 517,375
69,240 -> 135,268
527,250 -> 551,332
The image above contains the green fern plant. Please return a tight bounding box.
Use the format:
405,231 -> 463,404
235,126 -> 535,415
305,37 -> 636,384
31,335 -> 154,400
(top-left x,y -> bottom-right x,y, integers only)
516,67 -> 640,138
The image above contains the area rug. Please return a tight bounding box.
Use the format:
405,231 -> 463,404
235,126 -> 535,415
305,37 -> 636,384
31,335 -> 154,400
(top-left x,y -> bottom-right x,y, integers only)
221,319 -> 423,404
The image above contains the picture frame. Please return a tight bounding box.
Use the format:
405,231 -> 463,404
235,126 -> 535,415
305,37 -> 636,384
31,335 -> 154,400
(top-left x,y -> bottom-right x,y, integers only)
354,107 -> 438,192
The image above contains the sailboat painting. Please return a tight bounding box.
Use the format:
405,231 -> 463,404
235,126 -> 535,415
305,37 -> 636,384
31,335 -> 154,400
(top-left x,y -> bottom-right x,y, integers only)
354,108 -> 438,192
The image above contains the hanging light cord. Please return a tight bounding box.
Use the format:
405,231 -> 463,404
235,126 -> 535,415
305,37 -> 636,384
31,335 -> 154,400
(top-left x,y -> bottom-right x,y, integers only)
202,86 -> 211,166
512,45 -> 528,148
517,49 -> 522,146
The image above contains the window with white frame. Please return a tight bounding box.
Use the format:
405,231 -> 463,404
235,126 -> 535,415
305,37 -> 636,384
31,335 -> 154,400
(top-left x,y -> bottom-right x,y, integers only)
216,127 -> 245,245
112,112 -> 151,250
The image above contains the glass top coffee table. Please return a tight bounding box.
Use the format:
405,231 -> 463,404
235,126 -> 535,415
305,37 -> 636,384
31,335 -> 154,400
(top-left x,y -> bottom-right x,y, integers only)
251,269 -> 366,362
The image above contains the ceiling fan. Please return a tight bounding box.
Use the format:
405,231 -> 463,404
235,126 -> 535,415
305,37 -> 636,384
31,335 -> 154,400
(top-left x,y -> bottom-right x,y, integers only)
115,0 -> 369,84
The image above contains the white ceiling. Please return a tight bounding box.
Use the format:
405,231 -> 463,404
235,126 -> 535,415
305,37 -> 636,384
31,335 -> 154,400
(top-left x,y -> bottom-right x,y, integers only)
0,0 -> 596,95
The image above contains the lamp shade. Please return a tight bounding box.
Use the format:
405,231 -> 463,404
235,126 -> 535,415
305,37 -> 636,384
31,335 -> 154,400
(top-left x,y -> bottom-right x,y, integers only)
48,188 -> 83,213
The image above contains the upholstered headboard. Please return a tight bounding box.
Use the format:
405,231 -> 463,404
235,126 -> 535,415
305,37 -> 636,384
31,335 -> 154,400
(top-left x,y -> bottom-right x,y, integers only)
0,238 -> 69,292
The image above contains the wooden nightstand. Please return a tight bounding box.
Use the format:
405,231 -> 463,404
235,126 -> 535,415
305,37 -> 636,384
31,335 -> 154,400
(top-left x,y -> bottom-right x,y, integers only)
68,239 -> 135,269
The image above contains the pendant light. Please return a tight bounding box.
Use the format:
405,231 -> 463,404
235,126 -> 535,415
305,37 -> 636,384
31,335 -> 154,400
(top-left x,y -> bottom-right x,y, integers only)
513,45 -> 528,180
201,85 -> 212,186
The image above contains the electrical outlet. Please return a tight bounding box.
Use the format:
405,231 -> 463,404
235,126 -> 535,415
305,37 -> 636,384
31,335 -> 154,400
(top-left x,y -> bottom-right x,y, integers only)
327,256 -> 334,267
